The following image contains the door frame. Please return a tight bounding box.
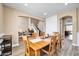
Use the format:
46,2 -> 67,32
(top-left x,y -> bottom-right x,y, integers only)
60,16 -> 73,40
58,14 -> 77,46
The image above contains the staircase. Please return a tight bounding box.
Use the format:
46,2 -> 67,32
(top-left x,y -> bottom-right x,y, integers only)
30,23 -> 42,35
31,23 -> 39,34
35,26 -> 42,35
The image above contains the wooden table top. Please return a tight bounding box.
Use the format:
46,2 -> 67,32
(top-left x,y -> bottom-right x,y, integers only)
29,37 -> 51,51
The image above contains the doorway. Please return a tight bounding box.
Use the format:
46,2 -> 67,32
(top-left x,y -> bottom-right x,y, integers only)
60,16 -> 73,50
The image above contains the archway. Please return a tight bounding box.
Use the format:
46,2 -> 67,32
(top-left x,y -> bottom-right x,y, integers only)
60,16 -> 72,39
59,16 -> 73,49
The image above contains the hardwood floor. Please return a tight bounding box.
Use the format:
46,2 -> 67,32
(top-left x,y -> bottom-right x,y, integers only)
12,38 -> 79,56
56,37 -> 79,56
12,40 -> 25,56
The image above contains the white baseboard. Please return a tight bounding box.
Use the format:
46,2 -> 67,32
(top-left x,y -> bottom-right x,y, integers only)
12,43 -> 19,47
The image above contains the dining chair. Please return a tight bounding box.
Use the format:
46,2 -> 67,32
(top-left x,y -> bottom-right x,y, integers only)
22,36 -> 35,56
55,33 -> 61,55
56,33 -> 61,48
32,33 -> 39,38
56,36 -> 61,48
39,32 -> 45,39
40,32 -> 49,39
22,36 -> 30,56
53,32 -> 61,49
41,36 -> 57,56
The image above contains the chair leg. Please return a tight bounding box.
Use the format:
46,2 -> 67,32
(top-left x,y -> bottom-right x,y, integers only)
25,54 -> 26,56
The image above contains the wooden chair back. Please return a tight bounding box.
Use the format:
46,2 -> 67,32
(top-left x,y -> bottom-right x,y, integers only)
53,32 -> 61,55
32,33 -> 39,38
49,36 -> 57,55
40,32 -> 45,36
22,36 -> 30,56
51,32 -> 61,54
39,32 -> 45,39
56,34 -> 61,49
40,32 -> 49,39
42,35 -> 57,56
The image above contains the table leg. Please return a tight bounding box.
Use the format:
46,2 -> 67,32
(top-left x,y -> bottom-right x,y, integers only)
35,50 -> 40,56
35,50 -> 37,56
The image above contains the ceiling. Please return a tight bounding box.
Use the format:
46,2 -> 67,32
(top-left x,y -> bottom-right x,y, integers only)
3,3 -> 79,18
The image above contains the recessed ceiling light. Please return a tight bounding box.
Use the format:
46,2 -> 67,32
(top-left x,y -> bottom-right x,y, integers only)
24,3 -> 28,6
43,13 -> 47,15
65,3 -> 68,5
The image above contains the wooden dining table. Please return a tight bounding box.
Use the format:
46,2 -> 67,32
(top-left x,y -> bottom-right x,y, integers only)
28,37 -> 51,56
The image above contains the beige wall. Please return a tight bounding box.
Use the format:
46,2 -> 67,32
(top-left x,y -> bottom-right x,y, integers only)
3,6 -> 44,47
19,17 -> 29,31
31,18 -> 39,26
46,14 -> 58,35
77,8 -> 79,32
4,6 -> 23,46
0,4 -> 4,33
57,9 -> 77,45
38,21 -> 46,32
31,18 -> 46,32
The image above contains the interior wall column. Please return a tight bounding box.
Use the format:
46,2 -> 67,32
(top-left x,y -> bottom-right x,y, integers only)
28,17 -> 31,29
